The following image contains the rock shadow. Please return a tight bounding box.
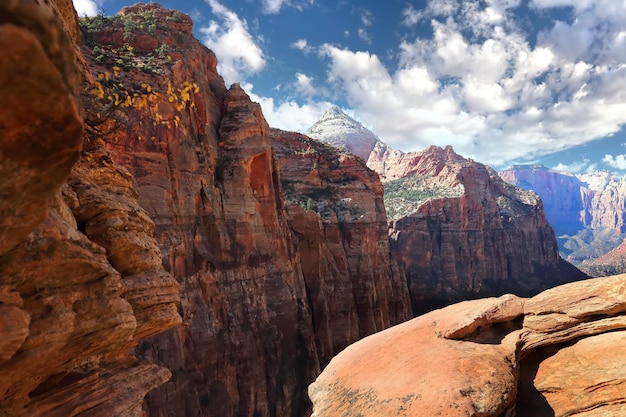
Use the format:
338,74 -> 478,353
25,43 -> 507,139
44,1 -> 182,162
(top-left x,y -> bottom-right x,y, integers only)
514,345 -> 558,417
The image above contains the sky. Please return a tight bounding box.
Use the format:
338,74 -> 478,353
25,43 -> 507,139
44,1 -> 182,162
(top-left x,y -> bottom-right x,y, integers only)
73,0 -> 626,174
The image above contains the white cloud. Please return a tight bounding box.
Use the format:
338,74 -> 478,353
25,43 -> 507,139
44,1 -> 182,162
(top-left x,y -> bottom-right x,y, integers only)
248,89 -> 334,133
295,0 -> 626,168
291,39 -> 313,53
294,72 -> 316,96
73,0 -> 98,16
402,5 -> 423,26
358,28 -> 371,43
361,9 -> 373,26
603,154 -> 626,170
201,0 -> 265,85
262,0 -> 288,14
552,159 -> 591,173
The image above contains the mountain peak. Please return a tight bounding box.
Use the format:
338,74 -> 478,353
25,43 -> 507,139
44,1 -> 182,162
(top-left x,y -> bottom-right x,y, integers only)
306,106 -> 380,161
319,105 -> 350,121
315,106 -> 365,129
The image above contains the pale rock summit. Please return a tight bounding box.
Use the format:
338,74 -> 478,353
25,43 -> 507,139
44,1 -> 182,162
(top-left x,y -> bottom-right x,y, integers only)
306,106 -> 382,161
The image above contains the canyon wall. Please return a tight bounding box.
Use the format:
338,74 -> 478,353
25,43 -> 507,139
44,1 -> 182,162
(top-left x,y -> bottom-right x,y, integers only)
271,130 -> 411,367
79,4 -> 411,416
383,146 -> 587,313
0,1 -> 181,416
500,165 -> 626,270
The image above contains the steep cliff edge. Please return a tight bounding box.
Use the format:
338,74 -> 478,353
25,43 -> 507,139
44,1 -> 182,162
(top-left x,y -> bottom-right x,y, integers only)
384,146 -> 587,313
271,130 -> 411,367
79,4 -> 411,416
0,1 -> 181,416
499,165 -> 626,270
309,274 -> 626,417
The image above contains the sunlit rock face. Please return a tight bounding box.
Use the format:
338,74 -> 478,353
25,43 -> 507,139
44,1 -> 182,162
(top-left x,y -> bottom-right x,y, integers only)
310,274 -> 626,417
307,110 -> 587,314
383,146 -> 588,313
500,165 -> 626,274
271,129 -> 412,368
0,1 -> 180,416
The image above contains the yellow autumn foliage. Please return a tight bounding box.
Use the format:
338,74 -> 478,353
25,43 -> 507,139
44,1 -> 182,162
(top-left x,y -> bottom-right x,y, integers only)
90,69 -> 200,129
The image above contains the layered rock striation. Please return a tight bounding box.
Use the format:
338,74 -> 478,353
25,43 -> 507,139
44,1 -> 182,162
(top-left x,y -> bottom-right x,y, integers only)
309,274 -> 626,417
384,146 -> 587,313
0,1 -> 181,416
500,165 -> 626,270
271,129 -> 411,367
79,5 -> 411,416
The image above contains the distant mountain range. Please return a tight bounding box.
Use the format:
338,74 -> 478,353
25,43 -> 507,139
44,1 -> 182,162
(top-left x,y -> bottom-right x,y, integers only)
306,107 -> 587,312
306,107 -> 626,277
499,165 -> 626,275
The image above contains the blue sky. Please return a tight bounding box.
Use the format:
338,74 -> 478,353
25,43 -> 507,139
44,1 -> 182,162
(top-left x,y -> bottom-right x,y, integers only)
74,0 -> 626,174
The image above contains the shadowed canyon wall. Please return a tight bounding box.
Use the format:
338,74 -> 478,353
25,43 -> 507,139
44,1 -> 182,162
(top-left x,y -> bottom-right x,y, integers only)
79,4 -> 411,416
383,146 -> 588,313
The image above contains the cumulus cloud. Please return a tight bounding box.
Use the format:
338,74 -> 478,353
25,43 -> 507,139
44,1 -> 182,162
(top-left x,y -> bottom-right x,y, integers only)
248,88 -> 334,132
200,0 -> 265,85
291,0 -> 626,168
552,159 -> 591,173
291,39 -> 313,53
294,72 -> 316,96
603,154 -> 626,170
73,0 -> 99,16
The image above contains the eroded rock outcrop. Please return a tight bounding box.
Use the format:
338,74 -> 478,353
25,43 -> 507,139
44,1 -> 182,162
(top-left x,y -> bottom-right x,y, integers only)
0,1 -> 181,416
306,109 -> 586,314
271,130 -> 411,367
309,274 -> 626,417
499,165 -> 626,270
384,146 -> 587,313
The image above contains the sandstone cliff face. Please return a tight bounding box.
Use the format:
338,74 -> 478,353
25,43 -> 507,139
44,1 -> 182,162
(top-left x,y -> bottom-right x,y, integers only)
307,110 -> 585,314
0,1 -> 181,416
309,274 -> 626,417
382,146 -> 587,313
271,130 -> 411,367
84,11 -> 317,414
499,166 -> 626,269
79,5 -> 411,416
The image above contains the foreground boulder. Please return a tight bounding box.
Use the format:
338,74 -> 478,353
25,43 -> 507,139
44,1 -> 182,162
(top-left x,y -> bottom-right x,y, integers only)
309,274 -> 626,417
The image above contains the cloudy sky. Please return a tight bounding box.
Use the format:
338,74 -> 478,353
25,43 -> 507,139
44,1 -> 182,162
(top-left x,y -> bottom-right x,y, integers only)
75,0 -> 626,173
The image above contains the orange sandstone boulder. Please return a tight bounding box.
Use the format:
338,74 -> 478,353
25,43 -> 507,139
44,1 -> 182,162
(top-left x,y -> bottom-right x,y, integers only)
310,275 -> 626,417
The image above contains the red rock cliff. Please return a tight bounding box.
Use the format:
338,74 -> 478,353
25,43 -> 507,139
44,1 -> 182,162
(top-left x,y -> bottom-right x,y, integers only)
383,146 -> 587,313
271,130 -> 411,367
0,1 -> 181,416
82,8 -> 317,415
80,4 -> 411,416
